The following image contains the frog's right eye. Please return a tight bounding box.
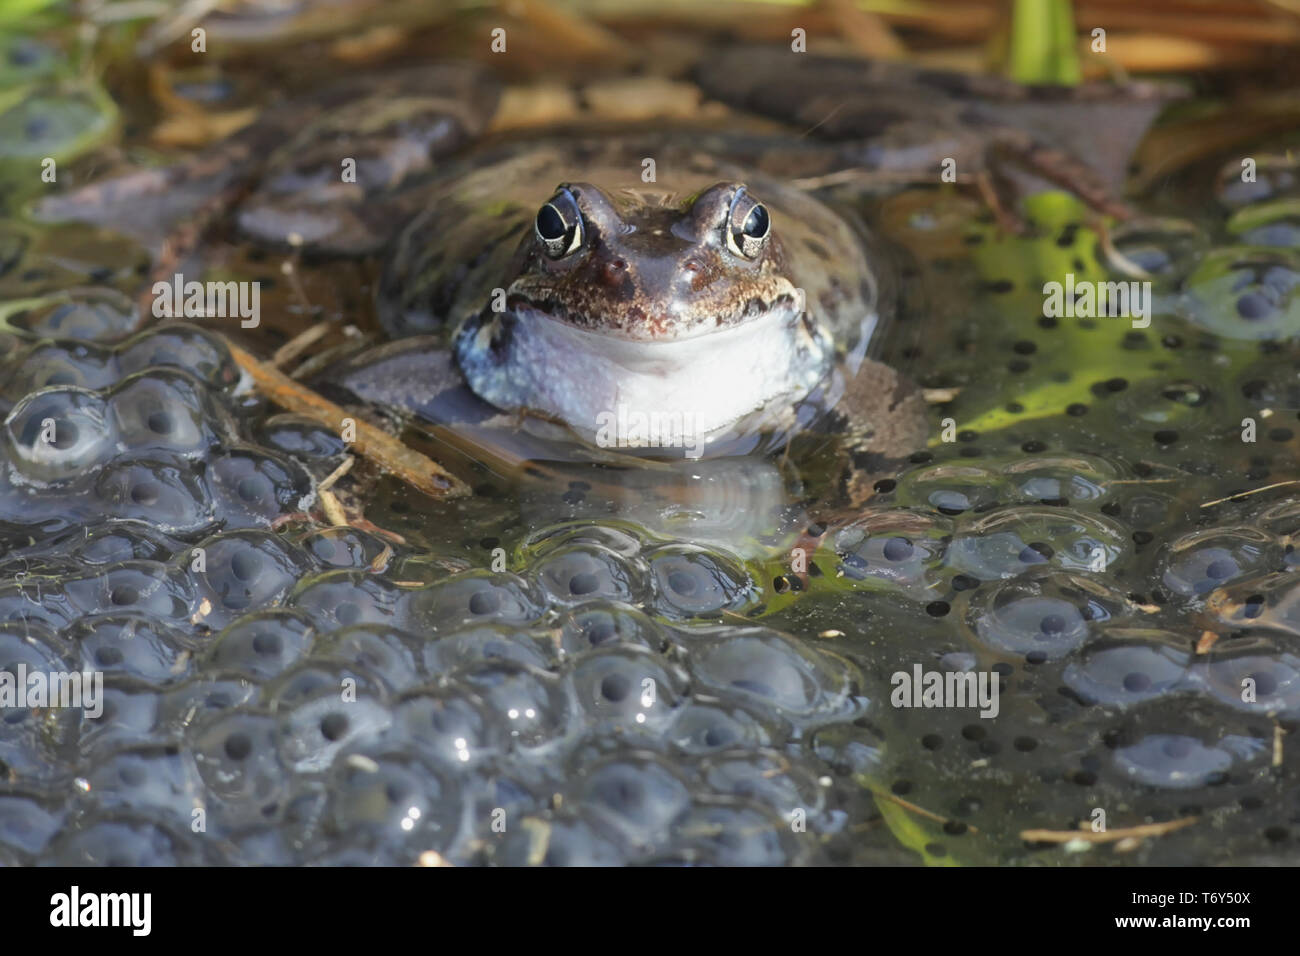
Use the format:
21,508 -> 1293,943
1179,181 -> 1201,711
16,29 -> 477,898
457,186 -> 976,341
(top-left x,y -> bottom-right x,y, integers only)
535,189 -> 584,259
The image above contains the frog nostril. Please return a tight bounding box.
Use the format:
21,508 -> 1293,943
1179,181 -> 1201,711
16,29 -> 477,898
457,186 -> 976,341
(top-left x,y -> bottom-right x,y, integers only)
601,260 -> 628,285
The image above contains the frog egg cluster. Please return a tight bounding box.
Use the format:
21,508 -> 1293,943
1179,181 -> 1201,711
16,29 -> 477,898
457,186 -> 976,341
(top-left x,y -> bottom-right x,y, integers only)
1171,155 -> 1300,340
0,324 -> 871,864
818,450 -> 1300,863
0,323 -> 320,537
12,528 -> 866,864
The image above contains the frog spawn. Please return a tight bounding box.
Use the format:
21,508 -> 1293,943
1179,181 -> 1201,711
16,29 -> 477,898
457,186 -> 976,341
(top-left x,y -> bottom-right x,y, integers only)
0,326 -> 865,864
1167,153 -> 1300,342
0,324 -> 301,538
3,404 -> 1295,863
809,449 -> 1300,863
7,141 -> 1300,866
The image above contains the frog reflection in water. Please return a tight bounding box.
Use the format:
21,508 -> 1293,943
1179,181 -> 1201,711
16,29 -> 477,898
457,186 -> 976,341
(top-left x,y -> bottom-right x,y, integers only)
38,50 -> 1171,532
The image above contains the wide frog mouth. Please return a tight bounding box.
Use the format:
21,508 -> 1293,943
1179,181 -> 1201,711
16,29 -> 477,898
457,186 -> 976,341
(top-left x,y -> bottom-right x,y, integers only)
455,295 -> 835,456
499,286 -> 808,342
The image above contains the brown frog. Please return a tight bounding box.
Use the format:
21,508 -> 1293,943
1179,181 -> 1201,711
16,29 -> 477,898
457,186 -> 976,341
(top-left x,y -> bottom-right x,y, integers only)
36,48 -> 1173,511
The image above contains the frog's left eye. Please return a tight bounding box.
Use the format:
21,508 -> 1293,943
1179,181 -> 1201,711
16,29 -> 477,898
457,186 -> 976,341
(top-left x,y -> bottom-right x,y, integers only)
535,188 -> 584,259
726,188 -> 770,259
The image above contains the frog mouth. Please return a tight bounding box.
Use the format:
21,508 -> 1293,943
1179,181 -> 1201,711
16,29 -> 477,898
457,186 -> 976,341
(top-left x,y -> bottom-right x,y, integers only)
501,291 -> 809,342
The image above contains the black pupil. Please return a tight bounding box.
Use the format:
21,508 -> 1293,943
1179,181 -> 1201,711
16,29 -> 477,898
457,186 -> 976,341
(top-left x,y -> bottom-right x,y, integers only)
537,203 -> 567,241
742,204 -> 769,239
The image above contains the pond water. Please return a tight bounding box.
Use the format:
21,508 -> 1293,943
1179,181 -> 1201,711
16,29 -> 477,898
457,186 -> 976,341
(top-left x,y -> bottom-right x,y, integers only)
0,9 -> 1298,865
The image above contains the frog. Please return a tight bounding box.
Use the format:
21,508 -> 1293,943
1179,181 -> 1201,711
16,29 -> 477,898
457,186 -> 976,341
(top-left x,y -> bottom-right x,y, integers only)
320,136 -> 922,483
33,47 -> 1175,514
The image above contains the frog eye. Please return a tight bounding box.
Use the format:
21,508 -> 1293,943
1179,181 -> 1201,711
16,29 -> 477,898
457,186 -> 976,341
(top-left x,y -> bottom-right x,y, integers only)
535,188 -> 584,259
726,188 -> 770,259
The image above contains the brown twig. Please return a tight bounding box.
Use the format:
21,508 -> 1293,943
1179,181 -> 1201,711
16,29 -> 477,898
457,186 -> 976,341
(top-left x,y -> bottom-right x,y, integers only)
877,790 -> 981,835
272,321 -> 333,368
1201,480 -> 1300,508
1021,816 -> 1197,844
227,341 -> 470,499
317,455 -> 355,492
318,487 -> 350,527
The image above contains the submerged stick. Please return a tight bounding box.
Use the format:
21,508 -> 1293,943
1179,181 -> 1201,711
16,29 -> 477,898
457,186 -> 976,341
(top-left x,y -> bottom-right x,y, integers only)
227,341 -> 470,499
1021,816 -> 1197,844
1201,480 -> 1300,508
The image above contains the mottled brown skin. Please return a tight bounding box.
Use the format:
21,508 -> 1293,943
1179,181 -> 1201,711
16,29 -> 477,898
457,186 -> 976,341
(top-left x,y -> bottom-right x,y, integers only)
504,181 -> 801,341
374,138 -> 878,359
